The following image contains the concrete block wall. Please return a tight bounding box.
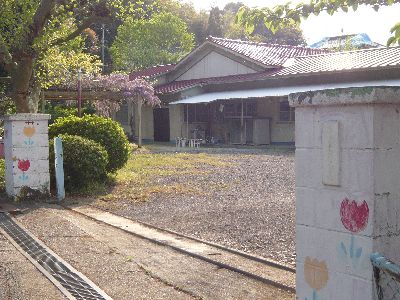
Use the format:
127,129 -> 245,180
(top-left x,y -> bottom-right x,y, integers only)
3,114 -> 51,197
290,87 -> 400,300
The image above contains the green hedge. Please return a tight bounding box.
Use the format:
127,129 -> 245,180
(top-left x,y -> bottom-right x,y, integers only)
50,134 -> 108,191
49,115 -> 130,172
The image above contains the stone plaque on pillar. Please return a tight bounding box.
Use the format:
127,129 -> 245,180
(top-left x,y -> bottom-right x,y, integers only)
2,113 -> 51,198
322,120 -> 340,186
290,87 -> 400,300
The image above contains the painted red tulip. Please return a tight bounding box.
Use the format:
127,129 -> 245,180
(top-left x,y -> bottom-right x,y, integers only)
18,160 -> 30,172
340,198 -> 369,233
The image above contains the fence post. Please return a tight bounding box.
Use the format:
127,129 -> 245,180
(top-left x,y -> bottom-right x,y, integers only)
54,137 -> 65,201
290,87 -> 400,300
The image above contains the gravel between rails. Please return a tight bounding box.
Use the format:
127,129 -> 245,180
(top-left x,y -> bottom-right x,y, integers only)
112,147 -> 296,267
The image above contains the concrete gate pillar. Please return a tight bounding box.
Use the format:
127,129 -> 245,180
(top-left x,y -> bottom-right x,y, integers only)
290,87 -> 400,300
3,113 -> 51,198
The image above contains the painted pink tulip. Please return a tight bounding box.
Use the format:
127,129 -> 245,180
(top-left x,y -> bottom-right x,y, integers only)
18,160 -> 30,172
340,198 -> 369,233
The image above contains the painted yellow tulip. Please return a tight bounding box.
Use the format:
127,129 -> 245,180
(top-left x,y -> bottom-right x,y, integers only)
23,126 -> 36,138
304,256 -> 329,291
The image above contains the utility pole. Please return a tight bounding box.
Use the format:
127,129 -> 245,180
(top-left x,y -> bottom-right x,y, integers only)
101,24 -> 105,74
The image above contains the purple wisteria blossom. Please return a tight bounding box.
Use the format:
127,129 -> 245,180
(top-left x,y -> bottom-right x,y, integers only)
59,73 -> 161,117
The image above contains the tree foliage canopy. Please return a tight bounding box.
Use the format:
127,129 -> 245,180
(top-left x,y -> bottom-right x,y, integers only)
204,2 -> 305,45
0,0 -> 149,112
223,9 -> 305,45
110,12 -> 194,71
236,0 -> 400,46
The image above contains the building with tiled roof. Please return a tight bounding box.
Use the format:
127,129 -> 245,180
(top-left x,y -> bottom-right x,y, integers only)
134,36 -> 328,96
117,37 -> 400,145
310,33 -> 383,50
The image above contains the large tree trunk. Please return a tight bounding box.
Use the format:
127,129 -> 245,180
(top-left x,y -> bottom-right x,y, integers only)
11,55 -> 34,113
28,84 -> 41,113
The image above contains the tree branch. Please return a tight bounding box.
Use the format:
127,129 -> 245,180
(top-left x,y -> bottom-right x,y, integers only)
27,0 -> 57,45
0,32 -> 15,73
50,15 -> 111,47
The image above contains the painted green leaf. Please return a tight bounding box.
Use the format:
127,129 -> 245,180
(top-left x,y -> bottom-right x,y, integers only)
355,247 -> 362,258
340,242 -> 347,255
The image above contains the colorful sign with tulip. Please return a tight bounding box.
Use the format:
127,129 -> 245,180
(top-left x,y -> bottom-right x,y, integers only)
13,121 -> 36,181
338,198 -> 369,268
3,114 -> 51,197
304,257 -> 329,300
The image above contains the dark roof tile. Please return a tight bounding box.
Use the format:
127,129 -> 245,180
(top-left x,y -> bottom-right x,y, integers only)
208,36 -> 329,66
129,64 -> 176,80
274,46 -> 400,76
155,70 -> 279,94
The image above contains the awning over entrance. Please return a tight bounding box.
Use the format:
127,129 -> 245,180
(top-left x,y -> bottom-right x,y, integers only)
169,79 -> 400,105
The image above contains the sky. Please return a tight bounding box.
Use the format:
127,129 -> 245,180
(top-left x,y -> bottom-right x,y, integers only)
183,0 -> 400,45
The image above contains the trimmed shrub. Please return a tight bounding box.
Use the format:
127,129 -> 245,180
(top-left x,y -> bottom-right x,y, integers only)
50,134 -> 109,191
49,115 -> 130,172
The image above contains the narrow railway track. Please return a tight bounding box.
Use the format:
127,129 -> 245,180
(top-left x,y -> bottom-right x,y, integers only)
1,203 -> 296,299
67,205 -> 296,294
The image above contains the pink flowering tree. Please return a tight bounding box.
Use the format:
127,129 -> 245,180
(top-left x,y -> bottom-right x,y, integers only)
60,73 -> 160,146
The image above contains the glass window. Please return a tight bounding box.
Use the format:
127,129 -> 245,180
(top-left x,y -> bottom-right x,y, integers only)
184,104 -> 208,122
279,100 -> 295,122
223,102 -> 256,117
246,102 -> 257,116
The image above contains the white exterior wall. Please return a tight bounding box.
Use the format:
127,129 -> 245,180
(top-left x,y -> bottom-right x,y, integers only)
114,102 -> 154,141
134,104 -> 154,141
257,99 -> 294,143
3,114 -> 51,197
291,87 -> 400,300
177,51 -> 256,81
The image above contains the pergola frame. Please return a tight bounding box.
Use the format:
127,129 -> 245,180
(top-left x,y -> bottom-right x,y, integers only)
43,89 -> 145,146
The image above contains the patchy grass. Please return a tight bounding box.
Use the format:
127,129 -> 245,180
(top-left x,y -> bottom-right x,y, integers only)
92,151 -> 229,207
117,152 -> 226,181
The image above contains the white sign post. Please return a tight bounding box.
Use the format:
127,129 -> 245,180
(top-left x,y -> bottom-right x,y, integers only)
54,137 -> 65,201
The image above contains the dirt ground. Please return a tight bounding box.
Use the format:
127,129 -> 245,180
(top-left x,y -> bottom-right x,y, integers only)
92,146 -> 296,267
0,146 -> 296,299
